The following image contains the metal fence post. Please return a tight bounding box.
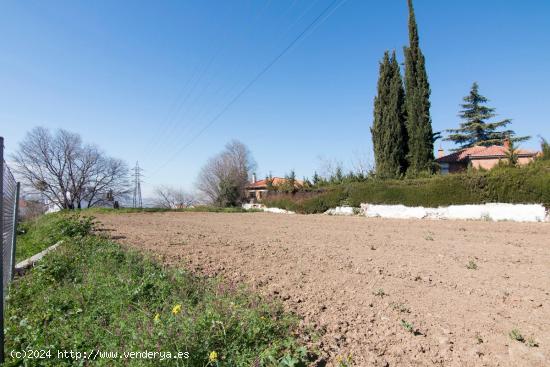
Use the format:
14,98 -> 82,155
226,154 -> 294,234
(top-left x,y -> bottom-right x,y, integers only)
0,136 -> 5,363
11,182 -> 20,281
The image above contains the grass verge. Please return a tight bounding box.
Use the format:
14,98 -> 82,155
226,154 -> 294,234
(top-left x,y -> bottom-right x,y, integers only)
6,214 -> 312,366
15,213 -> 94,263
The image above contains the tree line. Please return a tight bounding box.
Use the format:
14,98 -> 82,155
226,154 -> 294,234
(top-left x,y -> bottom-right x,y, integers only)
12,127 -> 255,210
371,0 -> 529,178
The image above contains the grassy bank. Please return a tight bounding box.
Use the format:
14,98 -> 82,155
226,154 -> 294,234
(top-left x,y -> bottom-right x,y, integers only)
6,214 -> 313,366
263,160 -> 550,213
15,213 -> 94,262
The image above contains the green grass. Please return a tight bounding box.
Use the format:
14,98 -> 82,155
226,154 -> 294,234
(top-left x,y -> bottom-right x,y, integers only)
508,329 -> 539,348
391,302 -> 410,314
6,215 -> 312,366
373,288 -> 387,297
509,329 -> 525,343
466,260 -> 478,270
15,213 -> 94,263
401,320 -> 414,333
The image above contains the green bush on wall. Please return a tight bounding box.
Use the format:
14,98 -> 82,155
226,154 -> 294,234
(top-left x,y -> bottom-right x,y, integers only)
263,160 -> 550,213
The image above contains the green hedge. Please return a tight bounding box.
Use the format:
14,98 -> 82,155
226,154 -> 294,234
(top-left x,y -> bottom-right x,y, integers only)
263,160 -> 550,213
264,189 -> 348,214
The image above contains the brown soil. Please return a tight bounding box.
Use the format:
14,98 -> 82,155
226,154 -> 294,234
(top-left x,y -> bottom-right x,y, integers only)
96,212 -> 550,366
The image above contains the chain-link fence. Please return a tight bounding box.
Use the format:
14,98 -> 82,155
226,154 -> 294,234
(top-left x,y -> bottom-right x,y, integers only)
0,137 -> 21,362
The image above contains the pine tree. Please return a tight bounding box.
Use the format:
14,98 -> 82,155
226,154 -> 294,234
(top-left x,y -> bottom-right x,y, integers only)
404,0 -> 434,174
371,51 -> 407,178
445,82 -> 530,149
333,165 -> 344,183
281,170 -> 297,193
312,171 -> 321,186
287,170 -> 296,188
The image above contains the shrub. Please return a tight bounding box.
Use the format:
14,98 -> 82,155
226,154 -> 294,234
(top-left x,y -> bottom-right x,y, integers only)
263,187 -> 347,214
540,138 -> 550,160
345,175 -> 481,207
264,160 -> 550,213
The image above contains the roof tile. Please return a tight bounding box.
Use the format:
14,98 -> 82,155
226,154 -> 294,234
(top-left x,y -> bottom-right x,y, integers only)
436,145 -> 537,163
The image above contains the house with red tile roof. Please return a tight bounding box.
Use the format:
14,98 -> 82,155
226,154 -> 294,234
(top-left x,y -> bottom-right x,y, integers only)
245,174 -> 303,202
436,139 -> 538,174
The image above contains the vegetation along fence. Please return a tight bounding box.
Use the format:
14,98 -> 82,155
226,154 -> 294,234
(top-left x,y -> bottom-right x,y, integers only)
0,137 -> 21,362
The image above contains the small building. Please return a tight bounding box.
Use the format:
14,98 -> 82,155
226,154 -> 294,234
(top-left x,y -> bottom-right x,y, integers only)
245,174 -> 303,202
436,140 -> 538,174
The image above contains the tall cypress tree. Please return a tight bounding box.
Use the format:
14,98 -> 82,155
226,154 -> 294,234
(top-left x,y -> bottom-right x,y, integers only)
371,51 -> 407,178
404,0 -> 434,174
390,53 -> 409,173
445,82 -> 530,149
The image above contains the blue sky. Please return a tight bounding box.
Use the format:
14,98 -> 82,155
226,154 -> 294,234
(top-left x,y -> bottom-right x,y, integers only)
1,0 -> 549,195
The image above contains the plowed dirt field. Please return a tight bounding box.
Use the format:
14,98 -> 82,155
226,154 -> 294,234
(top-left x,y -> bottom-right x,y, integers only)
97,212 -> 550,366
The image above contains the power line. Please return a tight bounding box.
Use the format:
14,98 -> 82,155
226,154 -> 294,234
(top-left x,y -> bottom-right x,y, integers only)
162,0 -> 318,151
153,0 -> 348,173
144,62 -> 203,154
147,56 -> 227,158
144,0 -> 274,161
132,161 -> 143,208
278,0 -> 322,42
145,54 -> 218,157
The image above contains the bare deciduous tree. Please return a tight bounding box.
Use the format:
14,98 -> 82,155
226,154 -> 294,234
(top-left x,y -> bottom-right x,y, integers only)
12,127 -> 130,209
196,140 -> 256,207
316,155 -> 344,180
152,186 -> 197,209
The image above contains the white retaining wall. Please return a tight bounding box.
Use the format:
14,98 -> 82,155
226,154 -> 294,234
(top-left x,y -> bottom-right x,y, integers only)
359,203 -> 548,222
246,202 -> 548,222
325,206 -> 356,216
242,203 -> 295,214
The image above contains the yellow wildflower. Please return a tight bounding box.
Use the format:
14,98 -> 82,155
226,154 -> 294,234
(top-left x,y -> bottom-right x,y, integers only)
209,351 -> 218,363
172,304 -> 182,315
153,313 -> 160,323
